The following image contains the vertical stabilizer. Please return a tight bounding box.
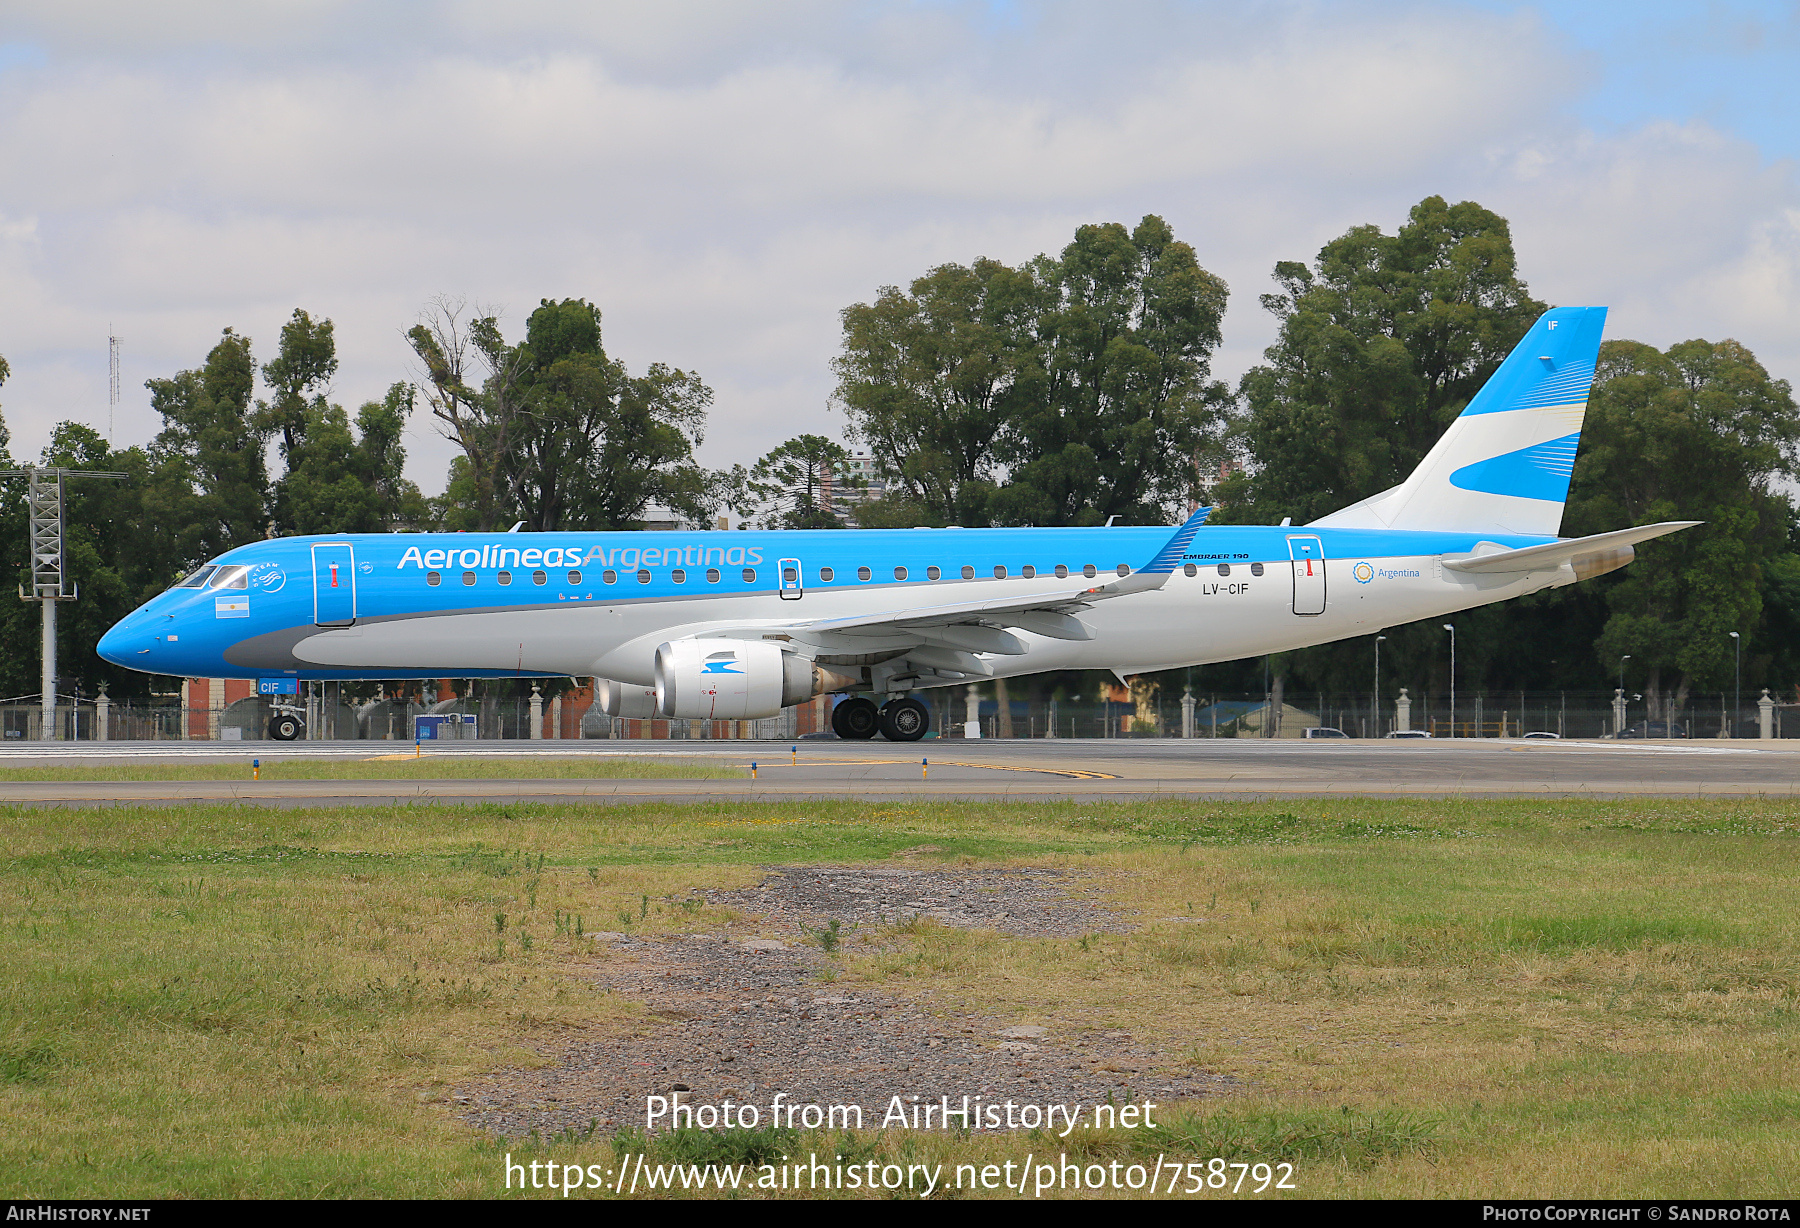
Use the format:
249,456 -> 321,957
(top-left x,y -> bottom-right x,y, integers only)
1310,306 -> 1606,536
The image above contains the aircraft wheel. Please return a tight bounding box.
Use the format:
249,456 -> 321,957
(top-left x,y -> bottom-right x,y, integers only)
831,696 -> 881,740
879,696 -> 931,742
268,713 -> 304,741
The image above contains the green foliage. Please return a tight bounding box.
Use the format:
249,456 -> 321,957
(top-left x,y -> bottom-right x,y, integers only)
1571,337 -> 1800,707
1224,195 -> 1546,526
408,297 -> 714,532
834,215 -> 1230,527
731,433 -> 855,528
146,327 -> 273,559
252,308 -> 338,465
283,383 -> 427,535
995,215 -> 1233,527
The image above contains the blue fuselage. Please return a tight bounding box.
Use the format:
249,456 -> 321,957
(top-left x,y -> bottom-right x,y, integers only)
97,523 -> 1558,686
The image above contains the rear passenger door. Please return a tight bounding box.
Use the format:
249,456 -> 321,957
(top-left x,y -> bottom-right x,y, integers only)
1287,535 -> 1325,616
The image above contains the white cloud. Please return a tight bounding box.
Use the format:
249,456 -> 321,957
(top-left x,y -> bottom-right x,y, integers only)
0,1 -> 1795,497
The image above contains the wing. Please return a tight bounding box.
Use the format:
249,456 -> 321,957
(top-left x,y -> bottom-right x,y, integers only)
683,506 -> 1213,679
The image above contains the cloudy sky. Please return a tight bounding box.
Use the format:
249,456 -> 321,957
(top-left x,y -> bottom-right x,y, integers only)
1,0 -> 1796,495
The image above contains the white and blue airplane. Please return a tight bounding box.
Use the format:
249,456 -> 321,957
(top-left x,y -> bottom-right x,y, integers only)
98,306 -> 1692,741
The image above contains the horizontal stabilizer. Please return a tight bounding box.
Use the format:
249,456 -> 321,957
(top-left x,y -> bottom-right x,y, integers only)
1442,521 -> 1699,574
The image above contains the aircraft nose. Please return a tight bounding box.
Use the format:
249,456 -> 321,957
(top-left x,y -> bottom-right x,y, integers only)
97,612 -> 159,668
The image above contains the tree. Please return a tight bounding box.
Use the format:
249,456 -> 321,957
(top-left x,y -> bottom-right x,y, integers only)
146,328 -> 273,560
409,297 -> 715,531
732,434 -> 856,529
253,308 -> 338,463
834,257 -> 1043,526
834,217 -> 1230,527
283,383 -> 428,535
1223,196 -> 1546,525
994,215 -> 1232,526
1570,337 -> 1800,718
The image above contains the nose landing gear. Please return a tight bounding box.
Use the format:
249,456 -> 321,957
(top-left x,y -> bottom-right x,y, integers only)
268,708 -> 304,741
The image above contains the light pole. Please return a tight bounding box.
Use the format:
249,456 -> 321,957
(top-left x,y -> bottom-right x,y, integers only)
1730,631 -> 1742,738
1373,634 -> 1386,738
1442,624 -> 1455,738
1617,654 -> 1631,738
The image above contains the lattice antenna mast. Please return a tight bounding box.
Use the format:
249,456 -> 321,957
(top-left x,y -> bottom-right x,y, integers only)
107,331 -> 121,446
0,466 -> 129,741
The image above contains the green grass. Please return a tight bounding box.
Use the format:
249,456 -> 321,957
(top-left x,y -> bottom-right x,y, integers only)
0,755 -> 744,782
0,796 -> 1797,1197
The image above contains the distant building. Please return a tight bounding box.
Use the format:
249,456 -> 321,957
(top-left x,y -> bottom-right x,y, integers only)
822,450 -> 888,517
1192,456 -> 1245,512
638,504 -> 690,531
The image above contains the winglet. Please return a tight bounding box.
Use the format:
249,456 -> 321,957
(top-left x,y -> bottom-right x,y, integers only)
1088,506 -> 1211,598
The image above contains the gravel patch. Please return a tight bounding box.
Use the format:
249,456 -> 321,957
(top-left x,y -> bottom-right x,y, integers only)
704,863 -> 1137,939
454,865 -> 1231,1138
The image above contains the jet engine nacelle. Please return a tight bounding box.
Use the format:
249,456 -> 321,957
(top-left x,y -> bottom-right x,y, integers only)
654,639 -> 856,719
596,677 -> 661,719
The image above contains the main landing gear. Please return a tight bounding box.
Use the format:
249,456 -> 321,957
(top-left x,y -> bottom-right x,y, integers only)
831,695 -> 931,742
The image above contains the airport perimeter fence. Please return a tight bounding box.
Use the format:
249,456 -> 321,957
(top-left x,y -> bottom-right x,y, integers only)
5,688 -> 1794,742
0,695 -> 806,743
971,691 -> 1788,741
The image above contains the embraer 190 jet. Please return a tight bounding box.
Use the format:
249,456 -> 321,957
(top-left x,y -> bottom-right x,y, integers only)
99,306 -> 1692,741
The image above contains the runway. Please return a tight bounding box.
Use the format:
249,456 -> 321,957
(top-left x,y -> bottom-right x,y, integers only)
2,736 -> 1798,807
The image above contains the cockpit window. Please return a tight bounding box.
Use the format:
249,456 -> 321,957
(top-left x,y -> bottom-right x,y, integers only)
209,565 -> 251,590
174,566 -> 216,589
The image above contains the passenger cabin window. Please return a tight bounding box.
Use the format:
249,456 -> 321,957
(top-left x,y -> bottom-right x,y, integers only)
462,571 -> 476,585
742,568 -> 756,583
893,566 -> 907,580
532,570 -> 547,585
636,569 -> 651,584
961,565 -> 975,579
569,569 -> 584,584
784,566 -> 798,582
1054,564 -> 1068,578
427,571 -> 441,586
926,566 -> 940,580
820,567 -> 834,581
1082,564 -> 1097,578
175,565 -> 216,589
1217,563 -> 1230,576
707,569 -> 721,583
602,570 -> 617,584
1116,564 -> 1130,576
210,565 -> 250,589
1182,563 -> 1196,577
497,570 -> 512,586
672,569 -> 686,583
1250,562 -> 1264,576
993,565 -> 1007,579
857,566 -> 871,581
1022,565 -> 1036,579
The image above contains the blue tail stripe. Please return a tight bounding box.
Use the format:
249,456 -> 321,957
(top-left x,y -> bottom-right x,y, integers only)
1449,432 -> 1581,502
1515,362 -> 1597,410
1457,306 -> 1607,417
